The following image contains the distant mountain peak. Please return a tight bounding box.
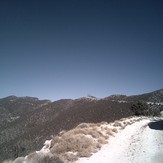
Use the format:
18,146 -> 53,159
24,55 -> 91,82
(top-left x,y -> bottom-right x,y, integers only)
19,96 -> 39,101
109,94 -> 127,98
0,96 -> 18,102
79,95 -> 98,101
105,94 -> 127,101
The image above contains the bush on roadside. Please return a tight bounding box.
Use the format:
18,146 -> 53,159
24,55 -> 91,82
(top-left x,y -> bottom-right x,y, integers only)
26,152 -> 63,163
130,101 -> 161,116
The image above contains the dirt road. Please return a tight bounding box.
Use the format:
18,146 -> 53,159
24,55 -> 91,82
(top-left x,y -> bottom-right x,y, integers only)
77,118 -> 163,163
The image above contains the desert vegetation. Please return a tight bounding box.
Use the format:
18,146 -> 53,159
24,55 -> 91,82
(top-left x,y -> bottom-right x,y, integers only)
39,117 -> 145,162
50,122 -> 114,161
130,101 -> 161,116
6,116 -> 149,163
0,96 -> 133,162
1,89 -> 163,162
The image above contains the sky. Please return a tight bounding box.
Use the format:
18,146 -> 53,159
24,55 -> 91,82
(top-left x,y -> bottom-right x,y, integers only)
0,0 -> 163,101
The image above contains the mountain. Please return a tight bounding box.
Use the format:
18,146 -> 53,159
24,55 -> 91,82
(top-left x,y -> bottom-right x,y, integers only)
105,89 -> 163,103
127,89 -> 163,103
0,89 -> 163,162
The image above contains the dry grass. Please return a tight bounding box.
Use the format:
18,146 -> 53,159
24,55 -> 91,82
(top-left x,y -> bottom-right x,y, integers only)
122,121 -> 127,125
110,116 -> 147,131
50,132 -> 97,161
76,123 -> 90,128
52,117 -> 146,162
49,122 -> 116,162
51,133 -> 95,153
97,137 -> 108,144
22,117 -> 145,163
50,119 -> 140,162
105,127 -> 114,136
113,121 -> 122,127
59,152 -> 78,162
26,152 -> 63,163
112,128 -> 118,133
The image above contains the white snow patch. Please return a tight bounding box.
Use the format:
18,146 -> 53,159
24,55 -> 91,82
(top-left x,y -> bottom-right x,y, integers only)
118,100 -> 127,103
76,117 -> 163,163
36,140 -> 52,154
79,96 -> 98,101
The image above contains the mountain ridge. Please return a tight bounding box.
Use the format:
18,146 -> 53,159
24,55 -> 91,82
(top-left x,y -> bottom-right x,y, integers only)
0,88 -> 163,162
1,88 -> 163,103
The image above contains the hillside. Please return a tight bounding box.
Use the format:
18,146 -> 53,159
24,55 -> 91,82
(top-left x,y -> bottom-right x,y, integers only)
106,89 -> 163,103
0,89 -> 163,162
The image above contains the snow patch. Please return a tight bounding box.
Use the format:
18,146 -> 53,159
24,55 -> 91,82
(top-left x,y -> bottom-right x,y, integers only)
79,96 -> 98,101
77,117 -> 163,163
36,140 -> 52,154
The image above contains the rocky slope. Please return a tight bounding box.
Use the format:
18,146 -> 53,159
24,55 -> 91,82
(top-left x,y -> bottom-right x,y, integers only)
0,89 -> 163,162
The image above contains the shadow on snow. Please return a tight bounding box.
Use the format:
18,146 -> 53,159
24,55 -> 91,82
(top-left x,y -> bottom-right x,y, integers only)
148,120 -> 163,130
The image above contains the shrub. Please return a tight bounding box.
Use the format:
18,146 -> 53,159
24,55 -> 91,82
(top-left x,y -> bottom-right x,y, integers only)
149,105 -> 162,116
130,101 -> 149,116
76,123 -> 90,128
106,128 -> 114,136
112,128 -> 118,133
95,142 -> 102,149
50,122 -> 115,162
77,150 -> 93,158
38,155 -> 63,163
50,122 -> 120,162
51,133 -> 95,154
97,137 -> 107,144
50,133 -> 96,162
50,136 -> 60,147
26,152 -> 63,163
130,101 -> 161,116
113,121 -> 122,127
123,121 -> 127,125
59,152 -> 77,162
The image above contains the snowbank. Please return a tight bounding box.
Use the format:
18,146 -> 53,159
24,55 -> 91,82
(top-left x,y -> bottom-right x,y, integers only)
77,117 -> 163,163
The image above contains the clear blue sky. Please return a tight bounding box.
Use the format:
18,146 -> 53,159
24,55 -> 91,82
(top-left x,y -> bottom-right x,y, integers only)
0,0 -> 163,101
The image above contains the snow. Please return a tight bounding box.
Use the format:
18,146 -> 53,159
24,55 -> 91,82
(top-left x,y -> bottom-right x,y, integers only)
12,116 -> 163,163
36,140 -> 51,154
77,117 -> 163,163
79,96 -> 98,101
118,100 -> 127,103
147,102 -> 163,106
